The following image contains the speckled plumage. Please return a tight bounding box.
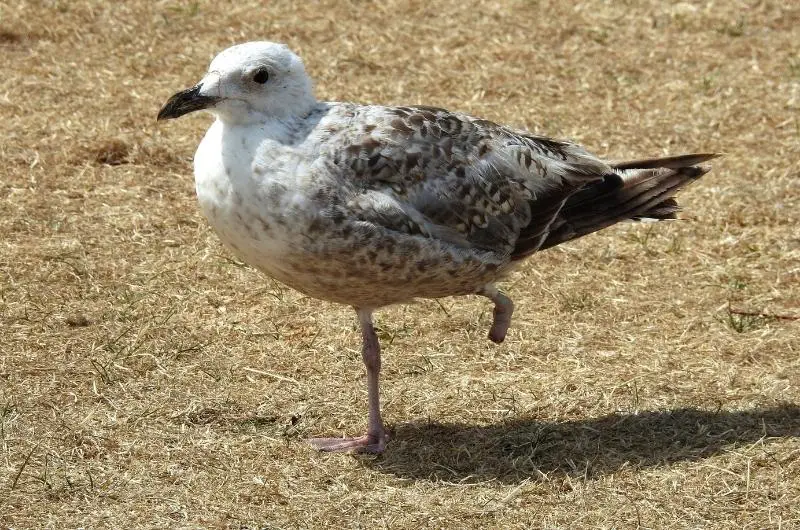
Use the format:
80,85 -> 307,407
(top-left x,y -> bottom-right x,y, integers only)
159,42 -> 717,453
193,101 -> 609,308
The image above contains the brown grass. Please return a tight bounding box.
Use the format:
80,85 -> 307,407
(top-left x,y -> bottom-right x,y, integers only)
2,0 -> 799,527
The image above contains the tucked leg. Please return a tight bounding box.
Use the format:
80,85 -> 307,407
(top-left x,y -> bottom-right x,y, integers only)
479,285 -> 514,344
309,308 -> 388,453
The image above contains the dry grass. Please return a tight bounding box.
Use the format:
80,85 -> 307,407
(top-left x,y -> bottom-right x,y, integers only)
1,0 -> 799,527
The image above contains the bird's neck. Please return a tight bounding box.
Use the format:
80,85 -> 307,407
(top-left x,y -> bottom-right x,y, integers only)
220,102 -> 330,146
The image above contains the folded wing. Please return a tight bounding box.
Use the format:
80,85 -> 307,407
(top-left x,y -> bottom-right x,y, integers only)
332,105 -> 612,258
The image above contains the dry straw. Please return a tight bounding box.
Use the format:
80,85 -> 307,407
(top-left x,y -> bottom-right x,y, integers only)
1,0 -> 798,527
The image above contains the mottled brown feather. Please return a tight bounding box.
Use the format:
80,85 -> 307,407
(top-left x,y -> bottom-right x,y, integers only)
315,103 -> 718,270
323,104 -> 611,259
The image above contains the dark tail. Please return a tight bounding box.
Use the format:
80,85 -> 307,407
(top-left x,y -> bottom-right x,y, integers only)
534,153 -> 719,253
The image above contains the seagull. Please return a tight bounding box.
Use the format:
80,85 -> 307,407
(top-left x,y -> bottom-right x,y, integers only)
157,41 -> 717,453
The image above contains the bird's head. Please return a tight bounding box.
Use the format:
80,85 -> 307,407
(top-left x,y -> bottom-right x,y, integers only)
157,41 -> 316,125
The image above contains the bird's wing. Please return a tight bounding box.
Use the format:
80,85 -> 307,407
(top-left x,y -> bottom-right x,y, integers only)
524,154 -> 718,257
323,104 -> 611,258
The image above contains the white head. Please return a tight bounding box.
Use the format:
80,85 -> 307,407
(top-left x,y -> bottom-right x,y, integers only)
158,42 -> 316,125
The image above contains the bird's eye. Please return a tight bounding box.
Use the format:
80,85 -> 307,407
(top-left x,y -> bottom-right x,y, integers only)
252,68 -> 269,84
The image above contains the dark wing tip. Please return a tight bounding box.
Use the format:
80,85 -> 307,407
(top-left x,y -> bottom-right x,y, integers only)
612,153 -> 722,171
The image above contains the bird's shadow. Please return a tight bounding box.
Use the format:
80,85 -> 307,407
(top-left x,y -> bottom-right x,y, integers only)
363,404 -> 800,483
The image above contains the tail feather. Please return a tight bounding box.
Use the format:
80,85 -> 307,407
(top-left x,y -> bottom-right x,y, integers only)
633,197 -> 678,220
611,153 -> 720,170
513,154 -> 717,258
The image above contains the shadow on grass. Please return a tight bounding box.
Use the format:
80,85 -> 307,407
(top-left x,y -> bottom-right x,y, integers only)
365,404 -> 800,483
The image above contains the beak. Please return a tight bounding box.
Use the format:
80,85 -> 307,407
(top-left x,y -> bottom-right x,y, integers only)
157,84 -> 220,121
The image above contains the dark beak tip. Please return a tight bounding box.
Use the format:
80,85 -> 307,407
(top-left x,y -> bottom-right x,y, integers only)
156,104 -> 178,121
157,84 -> 218,122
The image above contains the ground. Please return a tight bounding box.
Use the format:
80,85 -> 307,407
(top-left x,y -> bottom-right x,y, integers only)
1,0 -> 799,528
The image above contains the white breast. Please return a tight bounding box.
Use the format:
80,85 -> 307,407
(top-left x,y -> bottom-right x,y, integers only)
192,120 -> 315,281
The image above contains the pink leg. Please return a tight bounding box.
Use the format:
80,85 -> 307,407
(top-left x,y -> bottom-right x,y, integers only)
479,285 -> 514,344
309,308 -> 388,453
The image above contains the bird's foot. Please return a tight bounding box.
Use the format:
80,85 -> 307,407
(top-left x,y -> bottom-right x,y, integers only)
488,318 -> 509,343
488,297 -> 513,344
308,432 -> 388,453
479,286 -> 514,344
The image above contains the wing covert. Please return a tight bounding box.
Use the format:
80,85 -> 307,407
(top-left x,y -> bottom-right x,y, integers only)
324,104 -> 611,257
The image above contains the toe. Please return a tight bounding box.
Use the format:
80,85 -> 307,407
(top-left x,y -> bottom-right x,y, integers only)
309,434 -> 387,453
